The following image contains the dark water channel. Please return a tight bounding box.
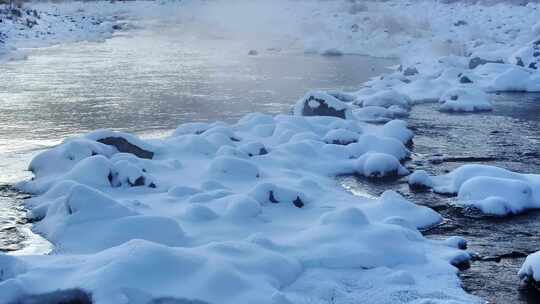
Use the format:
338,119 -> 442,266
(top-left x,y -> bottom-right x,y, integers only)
342,92 -> 540,304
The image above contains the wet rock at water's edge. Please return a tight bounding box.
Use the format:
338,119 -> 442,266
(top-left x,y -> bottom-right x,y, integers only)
97,137 -> 154,159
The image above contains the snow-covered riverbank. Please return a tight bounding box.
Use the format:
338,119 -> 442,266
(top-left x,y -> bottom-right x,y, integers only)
1,0 -> 540,303
0,1 -> 185,62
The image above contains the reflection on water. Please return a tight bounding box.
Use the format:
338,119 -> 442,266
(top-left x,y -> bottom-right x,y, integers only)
0,17 -> 395,253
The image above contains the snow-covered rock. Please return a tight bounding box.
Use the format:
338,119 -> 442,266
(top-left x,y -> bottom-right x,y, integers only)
293,91 -> 353,119
426,165 -> 540,216
357,89 -> 411,110
438,87 -> 492,112
510,38 -> 540,70
519,251 -> 540,286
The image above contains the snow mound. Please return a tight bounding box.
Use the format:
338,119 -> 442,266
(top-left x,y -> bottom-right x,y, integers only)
9,106 -> 477,303
408,170 -> 434,189
357,89 -> 411,110
425,165 -> 540,216
356,153 -> 408,179
519,251 -> 540,285
439,87 -> 492,112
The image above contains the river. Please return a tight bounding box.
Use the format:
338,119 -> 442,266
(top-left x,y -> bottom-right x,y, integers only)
0,15 -> 395,253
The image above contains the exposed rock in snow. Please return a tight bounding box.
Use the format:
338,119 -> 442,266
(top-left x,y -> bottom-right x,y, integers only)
468,57 -> 504,69
293,91 -> 352,119
97,137 -> 154,159
510,38 -> 540,70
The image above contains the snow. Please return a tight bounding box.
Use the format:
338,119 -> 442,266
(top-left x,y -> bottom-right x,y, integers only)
292,0 -> 540,113
4,109 -> 478,303
438,87 -> 492,112
408,170 -> 434,189
418,165 -> 540,216
519,251 -> 540,284
6,0 -> 540,302
357,89 -> 411,110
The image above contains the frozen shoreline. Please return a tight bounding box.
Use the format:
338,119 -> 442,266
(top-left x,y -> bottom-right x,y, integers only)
1,0 -> 540,303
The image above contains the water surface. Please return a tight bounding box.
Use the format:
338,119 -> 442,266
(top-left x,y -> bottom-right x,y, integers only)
0,16 -> 395,252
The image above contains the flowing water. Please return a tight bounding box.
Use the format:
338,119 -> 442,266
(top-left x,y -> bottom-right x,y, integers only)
1,10 -> 540,304
341,92 -> 540,304
0,17 -> 395,253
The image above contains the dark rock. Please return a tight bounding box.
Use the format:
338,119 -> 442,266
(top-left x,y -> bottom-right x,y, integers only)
300,94 -> 347,119
10,9 -> 22,18
454,20 -> 468,26
292,196 -> 305,208
97,137 -> 154,159
452,259 -> 471,271
408,182 -> 431,192
459,75 -> 473,84
268,191 -> 304,208
10,288 -> 92,304
268,191 -> 279,203
112,24 -> 122,30
248,50 -> 258,56
403,67 -> 419,76
330,139 -> 357,146
469,57 -> 504,69
516,57 -> 525,67
130,176 -> 146,187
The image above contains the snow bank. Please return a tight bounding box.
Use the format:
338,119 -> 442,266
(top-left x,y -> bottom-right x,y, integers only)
7,109 -> 477,303
519,251 -> 540,286
0,1 -> 186,62
296,0 -> 540,115
418,165 -> 540,216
